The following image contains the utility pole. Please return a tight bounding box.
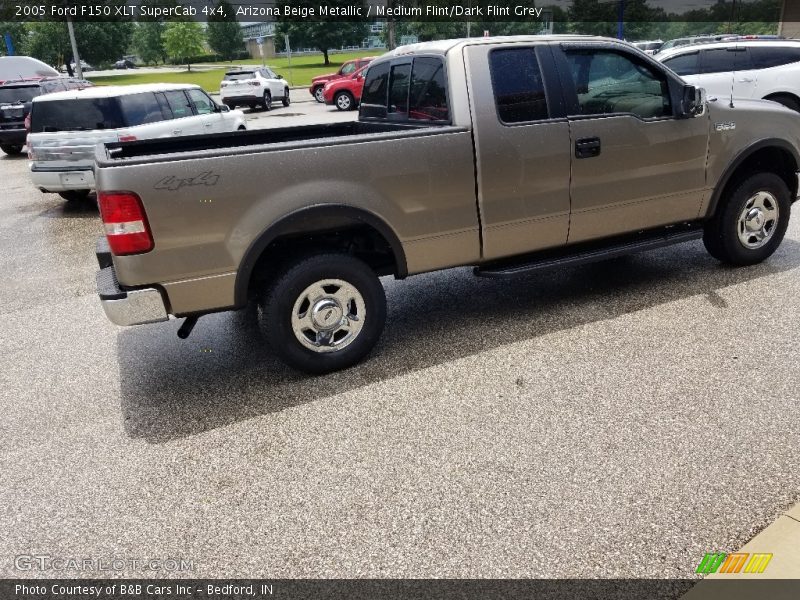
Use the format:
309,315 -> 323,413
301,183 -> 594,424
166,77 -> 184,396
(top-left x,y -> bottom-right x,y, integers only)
66,17 -> 83,79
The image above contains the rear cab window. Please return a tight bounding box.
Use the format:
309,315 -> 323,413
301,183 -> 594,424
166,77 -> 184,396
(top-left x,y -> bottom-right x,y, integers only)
360,56 -> 450,123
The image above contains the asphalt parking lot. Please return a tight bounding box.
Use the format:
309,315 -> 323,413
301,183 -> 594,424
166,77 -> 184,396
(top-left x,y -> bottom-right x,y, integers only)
1,106 -> 799,579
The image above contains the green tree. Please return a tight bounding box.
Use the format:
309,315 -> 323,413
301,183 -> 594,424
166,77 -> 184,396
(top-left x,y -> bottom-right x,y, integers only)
0,22 -> 28,56
276,0 -> 368,65
162,21 -> 206,71
27,21 -> 133,69
207,1 -> 244,60
132,22 -> 167,65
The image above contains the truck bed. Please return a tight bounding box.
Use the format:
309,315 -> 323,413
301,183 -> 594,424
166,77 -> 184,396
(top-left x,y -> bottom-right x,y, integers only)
99,121 -> 448,165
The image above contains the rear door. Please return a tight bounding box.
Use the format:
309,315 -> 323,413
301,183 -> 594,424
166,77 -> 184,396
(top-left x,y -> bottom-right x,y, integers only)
186,88 -> 223,133
555,44 -> 708,243
465,43 -> 572,260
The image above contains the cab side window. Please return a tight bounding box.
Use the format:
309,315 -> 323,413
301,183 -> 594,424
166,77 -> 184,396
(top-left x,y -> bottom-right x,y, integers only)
360,61 -> 389,119
564,49 -> 672,119
489,47 -> 548,123
408,57 -> 449,121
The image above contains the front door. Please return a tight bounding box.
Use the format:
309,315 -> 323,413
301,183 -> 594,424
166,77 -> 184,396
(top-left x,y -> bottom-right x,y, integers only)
557,45 -> 709,243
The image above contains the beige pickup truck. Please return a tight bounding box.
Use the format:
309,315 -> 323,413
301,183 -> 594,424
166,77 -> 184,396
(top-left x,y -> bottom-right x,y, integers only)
94,36 -> 799,373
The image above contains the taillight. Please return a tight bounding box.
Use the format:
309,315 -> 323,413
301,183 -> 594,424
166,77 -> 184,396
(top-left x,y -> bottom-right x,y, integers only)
24,113 -> 31,131
220,81 -> 228,87
118,134 -> 137,142
98,191 -> 154,255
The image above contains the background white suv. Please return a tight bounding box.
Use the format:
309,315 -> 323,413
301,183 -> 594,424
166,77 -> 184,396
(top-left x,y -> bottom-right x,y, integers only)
220,68 -> 290,111
28,83 -> 246,201
657,40 -> 800,112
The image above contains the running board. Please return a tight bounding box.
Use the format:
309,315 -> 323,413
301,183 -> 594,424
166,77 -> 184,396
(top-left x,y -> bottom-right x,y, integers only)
475,228 -> 704,279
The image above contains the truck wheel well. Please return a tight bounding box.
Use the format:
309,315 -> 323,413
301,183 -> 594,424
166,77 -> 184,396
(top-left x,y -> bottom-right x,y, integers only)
713,145 -> 798,215
763,92 -> 800,112
244,218 -> 404,304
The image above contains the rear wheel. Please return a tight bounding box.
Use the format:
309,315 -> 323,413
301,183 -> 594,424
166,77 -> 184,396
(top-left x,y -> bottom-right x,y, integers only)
282,88 -> 291,107
258,253 -> 386,374
58,190 -> 91,202
1,144 -> 23,156
703,172 -> 791,265
334,91 -> 354,111
262,91 -> 272,111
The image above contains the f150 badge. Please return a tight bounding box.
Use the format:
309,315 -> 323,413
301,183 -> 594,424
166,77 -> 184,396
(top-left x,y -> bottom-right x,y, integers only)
154,171 -> 220,191
715,122 -> 736,132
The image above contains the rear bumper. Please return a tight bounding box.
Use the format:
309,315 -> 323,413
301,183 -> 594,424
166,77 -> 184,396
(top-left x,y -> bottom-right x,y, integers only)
30,164 -> 95,192
220,93 -> 261,105
0,127 -> 25,145
96,238 -> 168,327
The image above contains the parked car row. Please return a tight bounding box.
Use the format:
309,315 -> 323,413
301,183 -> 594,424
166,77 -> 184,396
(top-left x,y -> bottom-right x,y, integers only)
656,39 -> 800,112
0,77 -> 93,155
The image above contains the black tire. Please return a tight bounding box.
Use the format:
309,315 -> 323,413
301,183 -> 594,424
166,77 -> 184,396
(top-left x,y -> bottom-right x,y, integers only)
766,94 -> 800,113
258,253 -> 386,374
313,86 -> 325,103
248,103 -> 256,111
334,91 -> 355,111
262,91 -> 272,111
237,125 -> 247,131
58,189 -> 91,202
1,144 -> 23,156
282,88 -> 291,107
703,172 -> 791,266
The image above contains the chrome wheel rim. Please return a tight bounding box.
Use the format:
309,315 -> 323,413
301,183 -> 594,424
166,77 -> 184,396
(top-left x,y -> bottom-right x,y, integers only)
737,191 -> 779,250
337,94 -> 351,110
314,87 -> 325,102
291,279 -> 366,353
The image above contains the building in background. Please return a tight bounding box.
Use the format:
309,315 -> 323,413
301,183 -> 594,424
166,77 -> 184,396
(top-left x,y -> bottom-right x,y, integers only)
780,0 -> 800,39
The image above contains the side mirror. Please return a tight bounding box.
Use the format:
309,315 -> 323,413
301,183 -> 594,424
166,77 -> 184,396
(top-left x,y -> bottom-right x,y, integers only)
218,104 -> 230,113
679,85 -> 706,118
276,74 -> 283,80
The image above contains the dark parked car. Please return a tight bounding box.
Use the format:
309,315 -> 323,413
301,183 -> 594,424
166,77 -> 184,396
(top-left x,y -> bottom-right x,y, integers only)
0,77 -> 92,156
114,59 -> 136,70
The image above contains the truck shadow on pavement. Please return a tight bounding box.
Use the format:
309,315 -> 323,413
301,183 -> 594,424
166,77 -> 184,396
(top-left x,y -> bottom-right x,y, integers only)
117,238 -> 800,443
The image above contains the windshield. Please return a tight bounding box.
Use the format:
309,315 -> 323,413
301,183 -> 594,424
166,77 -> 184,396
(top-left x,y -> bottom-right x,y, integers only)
224,72 -> 255,81
30,98 -> 125,132
0,86 -> 39,104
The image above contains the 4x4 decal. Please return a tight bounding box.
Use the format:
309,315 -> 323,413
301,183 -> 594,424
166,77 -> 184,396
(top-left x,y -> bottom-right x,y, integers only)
154,171 -> 220,191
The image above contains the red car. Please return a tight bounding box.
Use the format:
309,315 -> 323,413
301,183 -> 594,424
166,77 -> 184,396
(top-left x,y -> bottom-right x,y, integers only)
309,56 -> 375,103
322,65 -> 369,111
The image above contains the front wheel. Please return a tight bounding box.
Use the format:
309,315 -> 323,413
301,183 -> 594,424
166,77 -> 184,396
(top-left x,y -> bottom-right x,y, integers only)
258,253 -> 386,374
262,91 -> 272,111
703,172 -> 791,266
282,88 -> 290,107
334,91 -> 354,111
313,86 -> 325,103
1,144 -> 23,156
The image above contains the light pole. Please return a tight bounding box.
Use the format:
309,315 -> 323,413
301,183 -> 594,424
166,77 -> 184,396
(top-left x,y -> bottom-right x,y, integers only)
66,17 -> 83,79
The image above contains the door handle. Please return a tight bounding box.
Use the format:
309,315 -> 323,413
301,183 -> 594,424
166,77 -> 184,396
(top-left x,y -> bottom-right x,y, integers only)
575,137 -> 601,159
172,129 -> 181,135
738,77 -> 754,83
